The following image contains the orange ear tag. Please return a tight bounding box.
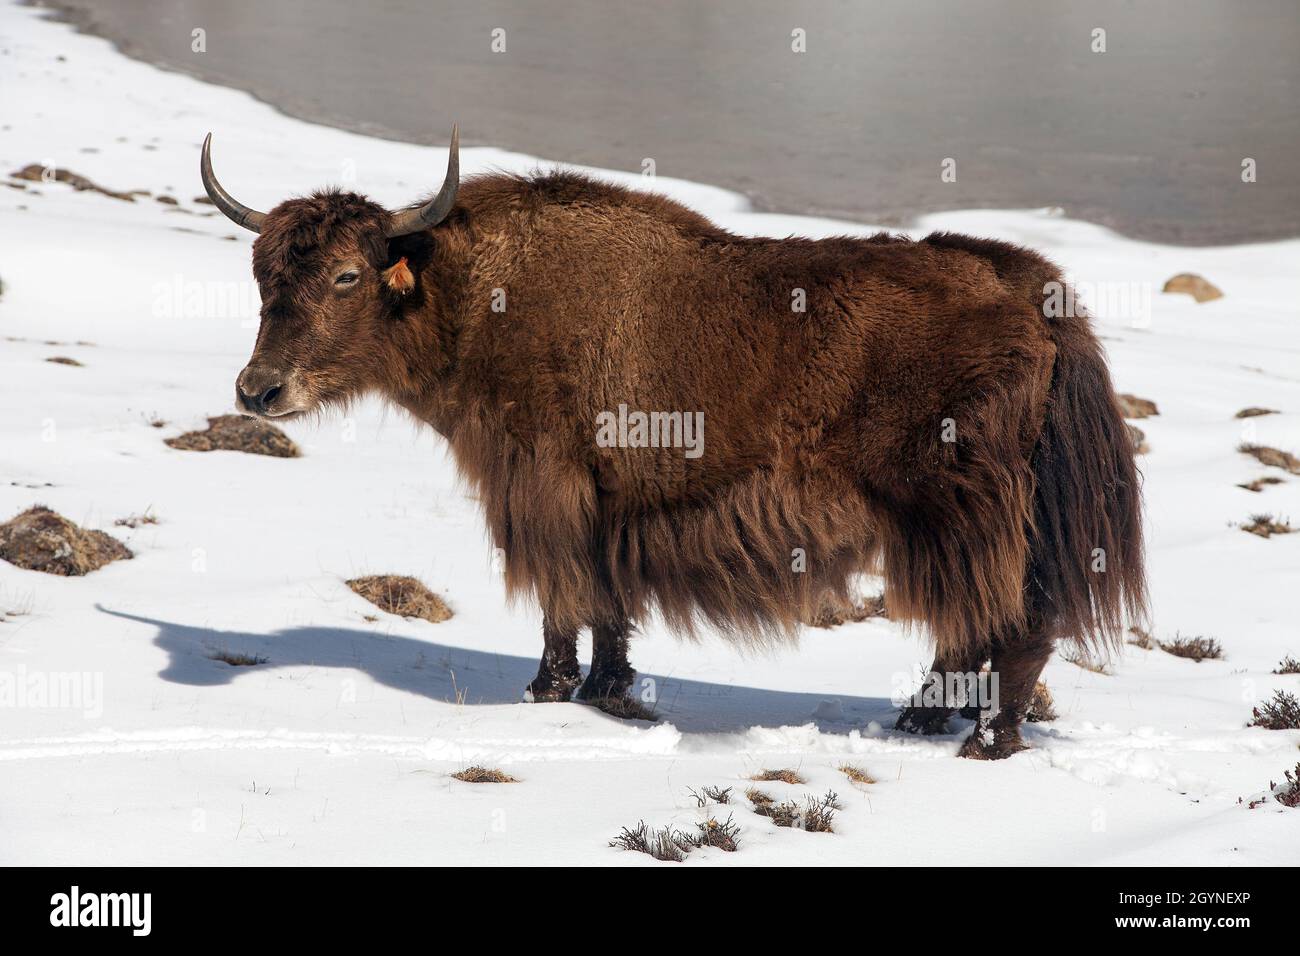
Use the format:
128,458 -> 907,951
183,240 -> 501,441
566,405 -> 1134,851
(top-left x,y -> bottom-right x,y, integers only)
382,256 -> 415,294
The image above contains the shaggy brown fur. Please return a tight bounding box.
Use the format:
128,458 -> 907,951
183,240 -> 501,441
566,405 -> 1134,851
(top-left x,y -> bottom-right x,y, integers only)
231,170 -> 1147,756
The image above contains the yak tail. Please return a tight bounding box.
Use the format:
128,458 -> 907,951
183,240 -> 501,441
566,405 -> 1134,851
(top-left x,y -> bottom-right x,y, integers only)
1029,319 -> 1148,652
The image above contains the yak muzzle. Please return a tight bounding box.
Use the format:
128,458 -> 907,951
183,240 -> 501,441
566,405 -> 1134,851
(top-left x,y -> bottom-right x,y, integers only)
236,365 -> 288,417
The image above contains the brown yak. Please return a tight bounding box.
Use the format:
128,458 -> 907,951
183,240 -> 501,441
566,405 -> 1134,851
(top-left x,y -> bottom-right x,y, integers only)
202,127 -> 1146,758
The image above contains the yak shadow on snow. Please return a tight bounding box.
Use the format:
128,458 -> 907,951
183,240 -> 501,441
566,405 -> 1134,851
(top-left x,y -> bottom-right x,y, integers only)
97,605 -> 899,736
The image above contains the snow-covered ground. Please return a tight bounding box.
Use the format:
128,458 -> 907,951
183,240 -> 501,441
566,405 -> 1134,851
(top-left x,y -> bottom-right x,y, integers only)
1,2 -> 1298,865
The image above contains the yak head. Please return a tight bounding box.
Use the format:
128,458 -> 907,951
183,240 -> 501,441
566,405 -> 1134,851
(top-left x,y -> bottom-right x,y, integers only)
200,128 -> 458,420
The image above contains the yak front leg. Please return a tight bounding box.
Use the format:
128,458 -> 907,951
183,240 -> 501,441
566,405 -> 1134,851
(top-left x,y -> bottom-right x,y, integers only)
526,612 -> 582,703
895,643 -> 990,735
576,617 -> 636,702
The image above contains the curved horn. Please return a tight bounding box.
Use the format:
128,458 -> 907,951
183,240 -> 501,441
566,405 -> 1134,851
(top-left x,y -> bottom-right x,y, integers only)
200,133 -> 266,234
385,125 -> 460,237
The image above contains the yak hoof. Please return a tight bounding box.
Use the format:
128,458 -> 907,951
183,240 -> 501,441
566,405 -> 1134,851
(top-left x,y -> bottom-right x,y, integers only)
525,669 -> 581,703
895,706 -> 952,736
957,725 -> 1029,760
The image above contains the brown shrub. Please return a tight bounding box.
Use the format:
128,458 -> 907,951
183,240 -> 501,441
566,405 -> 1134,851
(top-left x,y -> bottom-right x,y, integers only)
1116,394 -> 1159,419
45,356 -> 83,367
1159,634 -> 1224,662
1239,444 -> 1300,475
0,506 -> 131,576
1249,690 -> 1300,730
609,821 -> 692,862
165,415 -> 300,458
688,785 -> 732,807
1126,423 -> 1149,455
1242,513 -> 1293,538
687,815 -> 740,852
1235,407 -> 1279,419
347,575 -> 452,624
744,787 -> 774,807
451,766 -> 517,783
1274,656 -> 1300,675
1273,764 -> 1300,808
752,790 -> 841,833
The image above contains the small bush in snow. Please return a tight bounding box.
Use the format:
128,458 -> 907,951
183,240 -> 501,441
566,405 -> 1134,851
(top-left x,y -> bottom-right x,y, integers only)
1242,513 -> 1293,538
1158,634 -> 1223,662
688,785 -> 731,807
1249,690 -> 1300,730
609,821 -> 693,862
751,790 -> 842,833
1273,656 -> 1300,675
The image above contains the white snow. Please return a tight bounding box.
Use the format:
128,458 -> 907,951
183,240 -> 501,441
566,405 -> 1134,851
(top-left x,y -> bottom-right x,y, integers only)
1,1 -> 1298,865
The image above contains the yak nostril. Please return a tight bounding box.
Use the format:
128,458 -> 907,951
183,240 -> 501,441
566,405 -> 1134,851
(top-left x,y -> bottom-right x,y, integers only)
261,385 -> 282,407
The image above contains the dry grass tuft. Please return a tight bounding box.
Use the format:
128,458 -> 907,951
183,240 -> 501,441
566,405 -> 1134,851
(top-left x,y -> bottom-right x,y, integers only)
1062,648 -> 1110,675
114,510 -> 159,529
451,766 -> 517,784
1025,681 -> 1058,722
745,787 -> 774,807
347,575 -> 453,624
1249,690 -> 1300,730
1235,407 -> 1279,419
209,650 -> 267,667
1126,423 -> 1149,455
1116,394 -> 1159,419
808,593 -> 887,628
837,763 -> 875,785
1273,656 -> 1300,675
751,768 -> 807,785
1127,625 -> 1155,650
1159,634 -> 1223,662
751,790 -> 842,832
1162,272 -> 1223,303
45,355 -> 83,367
1238,475 -> 1284,493
1239,443 -> 1300,475
1242,513 -> 1293,538
0,505 -> 131,576
165,414 -> 300,458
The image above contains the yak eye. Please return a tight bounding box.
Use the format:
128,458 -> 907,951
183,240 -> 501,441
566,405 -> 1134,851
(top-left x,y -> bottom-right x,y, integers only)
334,271 -> 360,286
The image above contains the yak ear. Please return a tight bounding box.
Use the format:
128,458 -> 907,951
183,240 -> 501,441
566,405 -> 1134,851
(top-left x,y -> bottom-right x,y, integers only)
381,256 -> 416,294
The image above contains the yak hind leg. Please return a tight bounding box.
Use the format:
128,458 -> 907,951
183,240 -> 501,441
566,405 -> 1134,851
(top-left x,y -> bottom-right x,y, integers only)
576,617 -> 635,702
526,612 -> 583,703
958,619 -> 1054,760
896,643 -> 990,735
577,617 -> 656,720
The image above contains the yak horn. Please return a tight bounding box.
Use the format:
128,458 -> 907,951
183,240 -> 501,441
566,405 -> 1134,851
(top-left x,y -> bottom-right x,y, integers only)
385,125 -> 460,237
200,133 -> 267,234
